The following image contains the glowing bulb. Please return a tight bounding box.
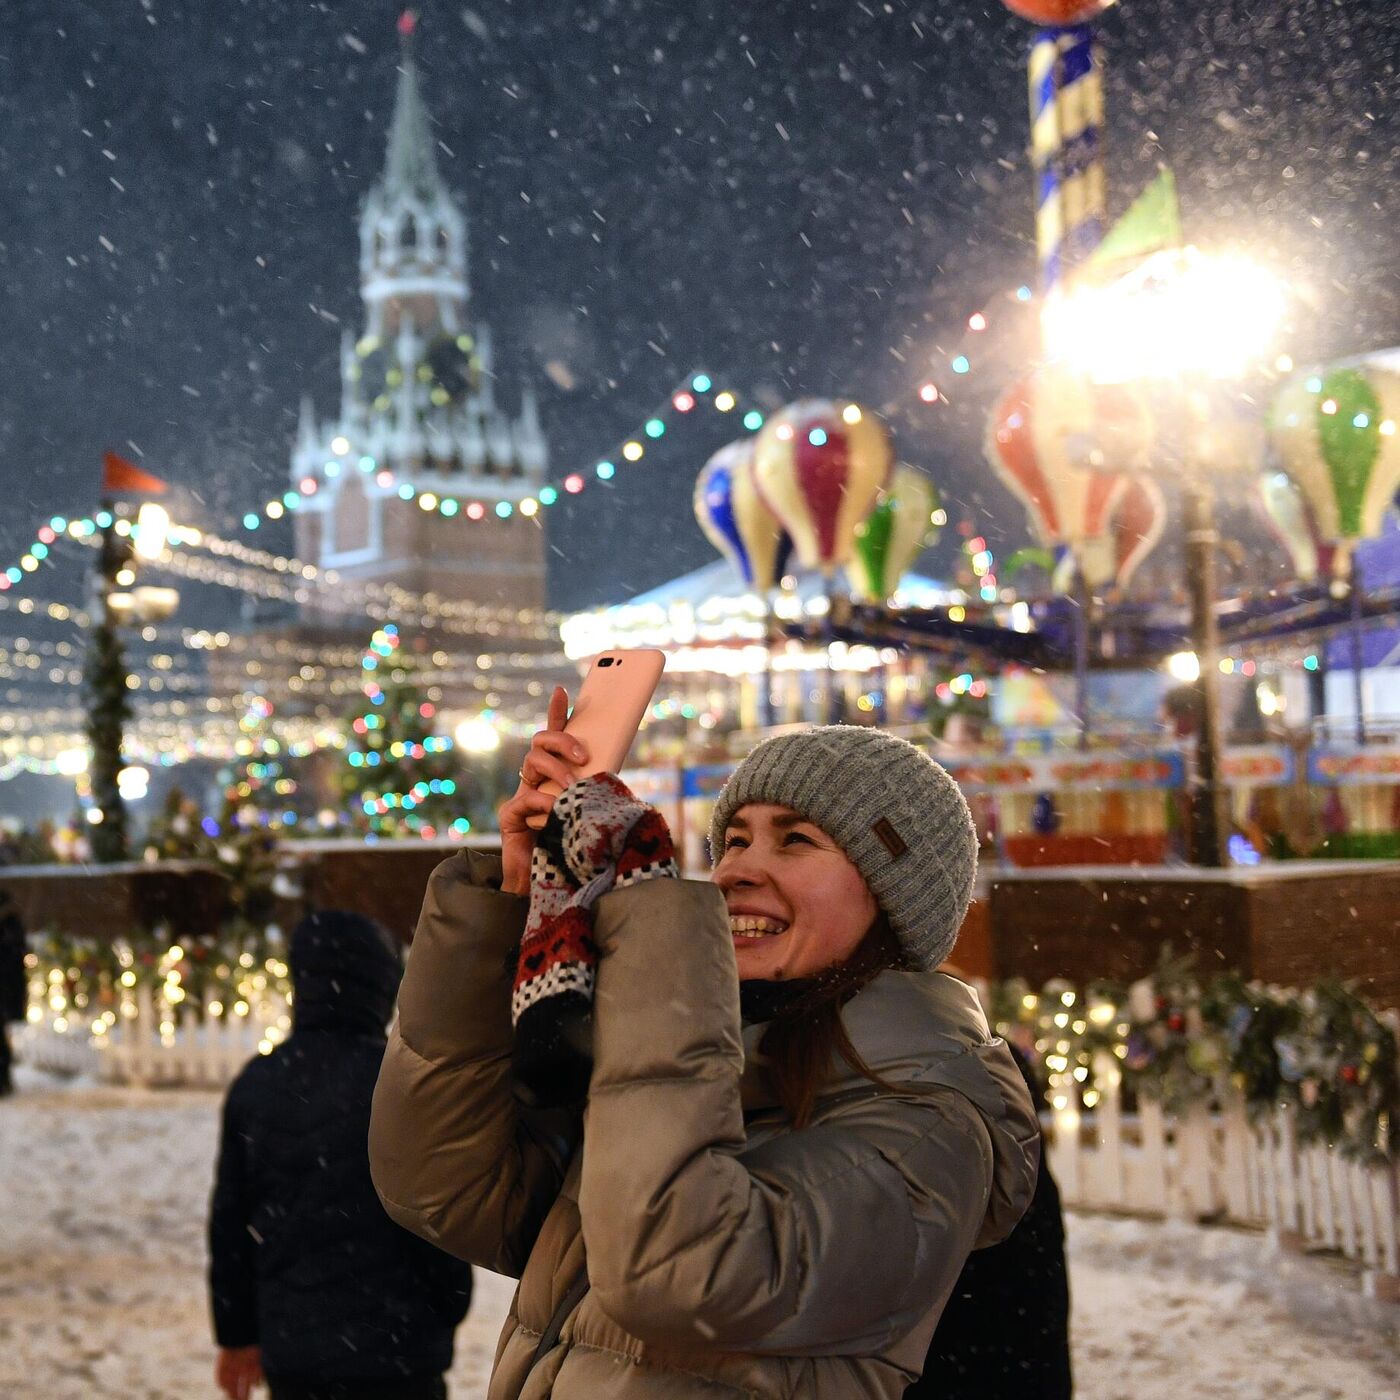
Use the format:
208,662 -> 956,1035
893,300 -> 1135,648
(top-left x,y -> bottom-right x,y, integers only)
455,717 -> 501,754
715,391 -> 737,412
919,383 -> 939,403
622,441 -> 644,461
330,436 -> 350,455
564,474 -> 585,494
842,404 -> 862,424
1167,651 -> 1201,683
968,312 -> 987,331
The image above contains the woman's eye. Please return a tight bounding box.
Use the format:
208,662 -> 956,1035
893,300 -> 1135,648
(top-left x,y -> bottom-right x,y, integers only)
783,831 -> 814,846
723,836 -> 748,852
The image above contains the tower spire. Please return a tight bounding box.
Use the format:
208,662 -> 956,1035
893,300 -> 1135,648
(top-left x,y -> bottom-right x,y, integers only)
383,11 -> 441,200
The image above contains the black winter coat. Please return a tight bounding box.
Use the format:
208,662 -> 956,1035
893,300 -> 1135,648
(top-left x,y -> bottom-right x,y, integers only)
909,1045 -> 1072,1399
209,911 -> 472,1382
0,891 -> 27,1025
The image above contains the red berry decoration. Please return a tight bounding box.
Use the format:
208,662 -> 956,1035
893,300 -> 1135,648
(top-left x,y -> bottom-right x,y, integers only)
1167,1013 -> 1186,1033
1000,0 -> 1113,23
1340,1064 -> 1359,1084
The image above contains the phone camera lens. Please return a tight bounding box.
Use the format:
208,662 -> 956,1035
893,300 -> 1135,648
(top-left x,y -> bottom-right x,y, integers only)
598,657 -> 614,667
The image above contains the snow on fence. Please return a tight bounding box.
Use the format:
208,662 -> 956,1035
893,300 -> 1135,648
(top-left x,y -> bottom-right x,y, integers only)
15,979 -> 291,1089
17,974 -> 1398,1305
1048,1049 -> 1400,1301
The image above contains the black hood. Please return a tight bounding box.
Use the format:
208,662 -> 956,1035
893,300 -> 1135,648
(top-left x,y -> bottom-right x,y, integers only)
289,910 -> 402,1035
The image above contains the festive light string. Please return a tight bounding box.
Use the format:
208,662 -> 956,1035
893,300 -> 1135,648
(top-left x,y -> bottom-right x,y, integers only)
195,529 -> 562,630
0,518 -> 68,594
230,372 -> 761,542
69,529 -> 562,643
0,594 -> 87,626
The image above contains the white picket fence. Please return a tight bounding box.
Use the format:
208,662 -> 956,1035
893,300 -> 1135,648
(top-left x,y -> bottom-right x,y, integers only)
1047,1050 -> 1400,1301
18,986 -> 1399,1303
16,980 -> 291,1088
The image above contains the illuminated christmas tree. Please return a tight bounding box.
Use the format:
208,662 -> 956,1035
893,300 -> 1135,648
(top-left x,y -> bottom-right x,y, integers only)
340,625 -> 466,838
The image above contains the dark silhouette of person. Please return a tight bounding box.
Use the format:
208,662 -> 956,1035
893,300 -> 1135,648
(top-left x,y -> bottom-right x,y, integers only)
209,911 -> 472,1400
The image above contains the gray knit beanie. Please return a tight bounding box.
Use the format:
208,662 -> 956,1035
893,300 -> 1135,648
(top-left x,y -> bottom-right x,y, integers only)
709,726 -> 977,971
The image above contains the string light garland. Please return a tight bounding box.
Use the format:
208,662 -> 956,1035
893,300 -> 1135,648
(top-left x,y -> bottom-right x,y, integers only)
0,517 -> 71,594
229,371 -> 760,539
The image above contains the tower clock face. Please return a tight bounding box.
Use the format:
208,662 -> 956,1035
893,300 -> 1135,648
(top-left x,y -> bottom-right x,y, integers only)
424,332 -> 478,406
354,341 -> 395,412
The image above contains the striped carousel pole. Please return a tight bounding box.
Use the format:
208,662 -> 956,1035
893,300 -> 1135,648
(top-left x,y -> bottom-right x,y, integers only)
1029,23 -> 1107,291
1026,17 -> 1108,747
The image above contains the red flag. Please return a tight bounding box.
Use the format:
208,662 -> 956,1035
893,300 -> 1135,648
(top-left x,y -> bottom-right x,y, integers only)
101,452 -> 168,496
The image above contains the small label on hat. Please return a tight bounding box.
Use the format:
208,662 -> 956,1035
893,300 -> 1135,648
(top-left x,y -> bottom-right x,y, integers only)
872,818 -> 908,859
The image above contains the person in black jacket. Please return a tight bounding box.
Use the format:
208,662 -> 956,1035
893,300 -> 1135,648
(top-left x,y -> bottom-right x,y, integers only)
0,886 -> 27,1097
909,1041 -> 1073,1399
209,910 -> 473,1400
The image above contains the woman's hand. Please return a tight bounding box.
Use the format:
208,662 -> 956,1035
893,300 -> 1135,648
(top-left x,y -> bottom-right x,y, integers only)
498,686 -> 589,896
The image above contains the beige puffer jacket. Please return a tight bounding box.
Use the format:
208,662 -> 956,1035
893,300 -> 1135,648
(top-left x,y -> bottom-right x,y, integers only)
370,850 -> 1039,1399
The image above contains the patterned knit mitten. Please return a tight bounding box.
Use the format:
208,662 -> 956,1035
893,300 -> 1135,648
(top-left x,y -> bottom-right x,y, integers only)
512,773 -> 677,1105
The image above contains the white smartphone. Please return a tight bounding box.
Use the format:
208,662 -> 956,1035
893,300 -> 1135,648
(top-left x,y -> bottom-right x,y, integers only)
525,648 -> 667,828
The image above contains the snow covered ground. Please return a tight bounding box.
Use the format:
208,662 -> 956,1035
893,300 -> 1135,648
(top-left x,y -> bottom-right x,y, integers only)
1,1071 -> 1396,1400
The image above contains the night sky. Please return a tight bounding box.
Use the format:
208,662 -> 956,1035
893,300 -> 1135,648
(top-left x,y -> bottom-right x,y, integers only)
1,0 -> 1395,612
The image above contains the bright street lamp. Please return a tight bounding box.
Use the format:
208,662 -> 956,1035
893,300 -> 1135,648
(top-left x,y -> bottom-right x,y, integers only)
1044,246 -> 1285,866
1041,247 -> 1285,384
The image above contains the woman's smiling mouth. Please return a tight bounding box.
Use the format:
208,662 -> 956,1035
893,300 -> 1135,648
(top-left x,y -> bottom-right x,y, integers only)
728,915 -> 789,939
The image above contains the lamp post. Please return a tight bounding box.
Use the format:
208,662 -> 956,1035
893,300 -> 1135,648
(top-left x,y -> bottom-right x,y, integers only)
1042,247 -> 1285,866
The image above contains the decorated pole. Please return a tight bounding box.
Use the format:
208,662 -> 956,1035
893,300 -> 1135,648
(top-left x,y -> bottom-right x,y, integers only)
1018,4 -> 1113,291
85,454 -> 171,862
85,493 -> 132,862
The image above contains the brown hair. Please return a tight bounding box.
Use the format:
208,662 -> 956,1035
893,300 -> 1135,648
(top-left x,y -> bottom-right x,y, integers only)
757,916 -> 905,1128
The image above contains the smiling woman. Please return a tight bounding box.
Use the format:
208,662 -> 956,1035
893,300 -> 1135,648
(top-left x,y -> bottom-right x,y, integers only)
370,719 -> 1040,1399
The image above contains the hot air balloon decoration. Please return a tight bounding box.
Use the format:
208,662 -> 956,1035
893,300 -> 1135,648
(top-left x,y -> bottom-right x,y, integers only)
850,466 -> 941,602
1269,357 -> 1400,583
1069,470 -> 1170,590
753,400 -> 892,576
985,373 -> 1129,582
693,438 -> 792,591
1000,0 -> 1113,23
1258,469 -> 1328,584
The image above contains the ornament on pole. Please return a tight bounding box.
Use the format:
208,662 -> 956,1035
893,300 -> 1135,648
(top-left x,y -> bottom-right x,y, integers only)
753,400 -> 891,576
851,466 -> 941,602
986,374 -> 1127,585
1269,356 -> 1400,583
1258,469 -> 1328,584
693,438 -> 791,591
1073,473 -> 1167,590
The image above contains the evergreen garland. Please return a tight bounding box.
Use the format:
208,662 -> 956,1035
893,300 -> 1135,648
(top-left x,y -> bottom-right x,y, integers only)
83,606 -> 131,863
